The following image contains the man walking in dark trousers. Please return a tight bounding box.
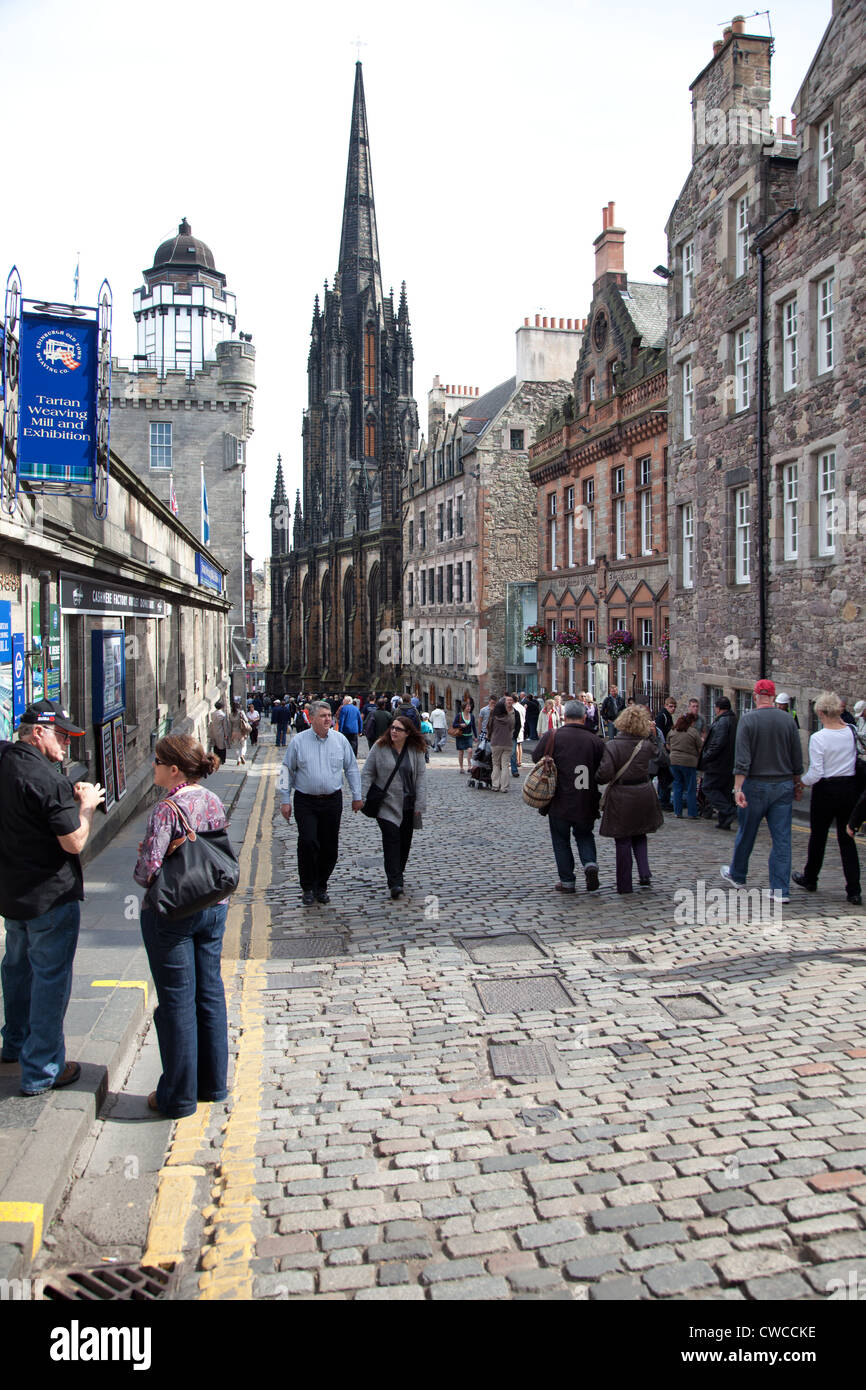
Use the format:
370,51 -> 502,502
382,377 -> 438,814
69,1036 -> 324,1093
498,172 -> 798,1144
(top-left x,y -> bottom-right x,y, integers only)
699,697 -> 738,829
533,700 -> 604,893
279,702 -> 362,905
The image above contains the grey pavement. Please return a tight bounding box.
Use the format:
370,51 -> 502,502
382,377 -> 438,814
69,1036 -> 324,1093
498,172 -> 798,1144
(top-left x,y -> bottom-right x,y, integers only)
0,743 -> 257,1281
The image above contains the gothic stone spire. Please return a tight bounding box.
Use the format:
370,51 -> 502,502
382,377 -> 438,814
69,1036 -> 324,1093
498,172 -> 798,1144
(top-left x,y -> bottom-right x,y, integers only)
337,62 -> 383,315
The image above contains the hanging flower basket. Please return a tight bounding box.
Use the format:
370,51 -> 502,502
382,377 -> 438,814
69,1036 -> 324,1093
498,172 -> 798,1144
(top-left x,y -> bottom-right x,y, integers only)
607,628 -> 634,661
657,630 -> 670,662
554,630 -> 583,659
524,624 -> 547,648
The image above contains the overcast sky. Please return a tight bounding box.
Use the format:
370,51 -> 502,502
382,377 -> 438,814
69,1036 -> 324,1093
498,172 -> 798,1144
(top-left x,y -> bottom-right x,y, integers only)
0,0 -> 832,566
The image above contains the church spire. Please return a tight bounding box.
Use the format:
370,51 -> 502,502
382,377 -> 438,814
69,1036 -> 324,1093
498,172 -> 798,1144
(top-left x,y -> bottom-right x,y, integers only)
271,453 -> 287,509
337,63 -> 383,312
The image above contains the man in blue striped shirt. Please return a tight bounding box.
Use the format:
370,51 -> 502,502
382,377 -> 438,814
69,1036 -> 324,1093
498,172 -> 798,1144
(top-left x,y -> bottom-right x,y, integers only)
279,702 -> 363,905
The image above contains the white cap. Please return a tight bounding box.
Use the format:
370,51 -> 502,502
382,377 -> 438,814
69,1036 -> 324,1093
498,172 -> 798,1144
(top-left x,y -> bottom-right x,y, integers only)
775,692 -> 791,704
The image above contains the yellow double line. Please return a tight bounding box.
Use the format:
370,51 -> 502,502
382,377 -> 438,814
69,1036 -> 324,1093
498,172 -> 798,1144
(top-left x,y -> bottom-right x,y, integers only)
143,750 -> 276,1299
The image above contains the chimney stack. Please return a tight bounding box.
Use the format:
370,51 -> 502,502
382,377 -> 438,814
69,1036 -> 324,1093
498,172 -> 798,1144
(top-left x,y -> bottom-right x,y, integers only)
593,201 -> 627,294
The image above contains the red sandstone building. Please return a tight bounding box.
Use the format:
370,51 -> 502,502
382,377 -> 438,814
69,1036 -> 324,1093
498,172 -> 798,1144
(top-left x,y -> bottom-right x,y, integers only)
529,206 -> 670,704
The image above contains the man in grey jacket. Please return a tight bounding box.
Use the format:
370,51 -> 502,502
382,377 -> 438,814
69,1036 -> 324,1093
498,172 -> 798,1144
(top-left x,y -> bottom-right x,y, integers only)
721,679 -> 803,900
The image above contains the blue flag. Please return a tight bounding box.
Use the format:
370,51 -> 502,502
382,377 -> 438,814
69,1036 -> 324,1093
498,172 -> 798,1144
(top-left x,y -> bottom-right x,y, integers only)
201,463 -> 210,544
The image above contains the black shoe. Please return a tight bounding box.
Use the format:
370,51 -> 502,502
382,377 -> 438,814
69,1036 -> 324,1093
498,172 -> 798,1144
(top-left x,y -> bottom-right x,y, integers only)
301,890 -> 315,906
792,873 -> 817,892
585,866 -> 600,893
847,892 -> 862,905
390,886 -> 403,899
639,877 -> 652,887
314,890 -> 330,904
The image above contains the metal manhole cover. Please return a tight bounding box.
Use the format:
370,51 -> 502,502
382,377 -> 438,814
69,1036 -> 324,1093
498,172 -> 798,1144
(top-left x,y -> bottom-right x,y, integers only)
269,935 -> 347,959
489,1043 -> 555,1079
520,1106 -> 561,1125
594,950 -> 647,965
41,1264 -> 175,1300
657,993 -> 722,1021
459,933 -> 549,964
476,975 -> 574,1014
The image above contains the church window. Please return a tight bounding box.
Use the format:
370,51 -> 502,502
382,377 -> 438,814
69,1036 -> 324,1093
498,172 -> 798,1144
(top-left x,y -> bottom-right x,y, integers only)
365,327 -> 376,396
365,420 -> 376,457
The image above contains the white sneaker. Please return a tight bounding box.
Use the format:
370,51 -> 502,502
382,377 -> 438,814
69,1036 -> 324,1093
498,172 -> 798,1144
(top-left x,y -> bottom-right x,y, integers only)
720,865 -> 747,888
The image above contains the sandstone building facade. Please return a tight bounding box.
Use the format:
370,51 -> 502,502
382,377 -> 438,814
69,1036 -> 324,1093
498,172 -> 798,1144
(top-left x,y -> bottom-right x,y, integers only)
401,321 -> 578,713
529,207 -> 669,703
666,3 -> 866,727
269,64 -> 418,695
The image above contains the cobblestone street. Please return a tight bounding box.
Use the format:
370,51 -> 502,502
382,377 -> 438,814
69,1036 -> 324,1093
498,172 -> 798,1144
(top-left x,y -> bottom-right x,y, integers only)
132,739 -> 866,1302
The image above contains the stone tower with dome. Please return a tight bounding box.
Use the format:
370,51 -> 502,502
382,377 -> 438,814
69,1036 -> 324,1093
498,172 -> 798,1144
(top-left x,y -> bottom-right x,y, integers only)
110,220 -> 256,697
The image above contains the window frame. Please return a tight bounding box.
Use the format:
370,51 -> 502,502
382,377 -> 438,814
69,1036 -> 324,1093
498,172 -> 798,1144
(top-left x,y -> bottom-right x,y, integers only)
682,502 -> 695,589
735,327 -> 751,413
682,359 -> 694,441
734,486 -> 751,584
735,194 -> 749,278
682,238 -> 695,316
818,274 -> 835,374
817,448 -> 836,558
782,462 -> 799,560
817,116 -> 834,206
782,298 -> 798,392
149,420 -> 172,470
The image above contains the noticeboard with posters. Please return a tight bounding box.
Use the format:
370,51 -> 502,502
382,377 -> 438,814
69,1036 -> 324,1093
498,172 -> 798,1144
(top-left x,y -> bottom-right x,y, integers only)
112,717 -> 127,799
99,721 -> 116,813
91,629 -> 126,725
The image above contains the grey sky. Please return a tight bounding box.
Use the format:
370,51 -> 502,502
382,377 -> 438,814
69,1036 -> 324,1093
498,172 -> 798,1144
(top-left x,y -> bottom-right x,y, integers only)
0,0 -> 832,564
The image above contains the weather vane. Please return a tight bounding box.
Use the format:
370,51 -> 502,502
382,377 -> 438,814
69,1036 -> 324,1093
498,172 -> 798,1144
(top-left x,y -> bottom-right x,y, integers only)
352,35 -> 367,62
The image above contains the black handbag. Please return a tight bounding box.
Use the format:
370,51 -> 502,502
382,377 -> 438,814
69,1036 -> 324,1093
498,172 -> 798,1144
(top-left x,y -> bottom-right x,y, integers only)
144,795 -> 239,922
362,746 -> 406,819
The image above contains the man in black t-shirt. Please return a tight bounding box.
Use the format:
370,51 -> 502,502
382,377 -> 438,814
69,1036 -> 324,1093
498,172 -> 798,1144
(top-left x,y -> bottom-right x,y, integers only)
0,701 -> 104,1096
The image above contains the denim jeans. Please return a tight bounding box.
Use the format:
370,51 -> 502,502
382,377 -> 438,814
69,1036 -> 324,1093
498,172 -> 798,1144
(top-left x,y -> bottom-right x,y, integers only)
140,904 -> 229,1119
1,900 -> 80,1092
671,765 -> 698,817
729,778 -> 794,893
510,740 -> 518,775
548,815 -> 598,883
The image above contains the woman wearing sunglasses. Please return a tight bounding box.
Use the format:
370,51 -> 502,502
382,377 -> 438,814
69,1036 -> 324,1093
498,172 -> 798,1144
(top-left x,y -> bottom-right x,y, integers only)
133,734 -> 230,1118
361,717 -> 428,898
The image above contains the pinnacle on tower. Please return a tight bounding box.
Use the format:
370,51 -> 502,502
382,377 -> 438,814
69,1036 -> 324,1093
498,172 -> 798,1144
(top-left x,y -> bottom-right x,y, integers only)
271,453 -> 287,508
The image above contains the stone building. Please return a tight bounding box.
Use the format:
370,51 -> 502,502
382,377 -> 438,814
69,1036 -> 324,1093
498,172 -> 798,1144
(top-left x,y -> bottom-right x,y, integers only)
665,3 -> 866,728
249,559 -> 271,693
529,206 -> 669,703
402,320 -> 578,713
0,443 -> 230,860
110,221 -> 255,696
269,63 -> 418,695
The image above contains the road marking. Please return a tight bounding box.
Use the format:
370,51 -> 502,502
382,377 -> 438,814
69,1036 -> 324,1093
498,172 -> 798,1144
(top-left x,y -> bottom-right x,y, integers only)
91,979 -> 149,1006
0,1201 -> 43,1259
140,752 -> 276,1288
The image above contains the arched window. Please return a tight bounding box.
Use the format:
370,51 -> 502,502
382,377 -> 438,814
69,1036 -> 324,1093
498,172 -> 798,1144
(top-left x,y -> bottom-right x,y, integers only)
343,569 -> 355,670
321,574 -> 331,669
365,418 -> 376,458
367,564 -> 380,673
301,575 -> 311,669
364,325 -> 376,396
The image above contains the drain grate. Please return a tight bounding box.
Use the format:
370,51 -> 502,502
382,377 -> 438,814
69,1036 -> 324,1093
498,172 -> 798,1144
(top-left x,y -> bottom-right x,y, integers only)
476,975 -> 574,1014
594,949 -> 647,966
657,993 -> 722,1021
489,1043 -> 555,1080
41,1264 -> 175,1301
520,1106 -> 561,1126
269,935 -> 346,959
459,933 -> 549,964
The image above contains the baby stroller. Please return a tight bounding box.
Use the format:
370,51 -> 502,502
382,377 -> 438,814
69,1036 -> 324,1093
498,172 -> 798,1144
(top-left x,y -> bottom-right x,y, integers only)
468,739 -> 493,789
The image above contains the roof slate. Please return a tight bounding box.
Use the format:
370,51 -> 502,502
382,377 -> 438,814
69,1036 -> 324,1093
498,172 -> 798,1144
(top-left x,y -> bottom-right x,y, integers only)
619,281 -> 668,349
457,376 -> 516,444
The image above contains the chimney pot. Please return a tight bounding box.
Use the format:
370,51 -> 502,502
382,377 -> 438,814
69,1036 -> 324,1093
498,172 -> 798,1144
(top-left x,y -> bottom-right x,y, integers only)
567,318 -> 572,330
535,314 -> 540,327
524,317 -> 529,326
723,26 -> 733,40
791,116 -> 797,136
732,15 -> 745,34
543,317 -> 548,328
601,206 -> 608,231
776,117 -> 784,135
713,39 -> 723,55
609,200 -> 615,224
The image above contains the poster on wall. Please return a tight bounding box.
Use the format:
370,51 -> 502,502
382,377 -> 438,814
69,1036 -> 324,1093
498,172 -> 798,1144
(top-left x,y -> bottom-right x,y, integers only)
0,601 -> 11,740
17,311 -> 98,485
112,717 -> 127,800
91,629 -> 126,724
99,721 -> 116,813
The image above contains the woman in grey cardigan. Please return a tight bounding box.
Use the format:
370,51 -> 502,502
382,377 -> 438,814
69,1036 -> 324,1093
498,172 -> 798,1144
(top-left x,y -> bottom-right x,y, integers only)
361,715 -> 428,898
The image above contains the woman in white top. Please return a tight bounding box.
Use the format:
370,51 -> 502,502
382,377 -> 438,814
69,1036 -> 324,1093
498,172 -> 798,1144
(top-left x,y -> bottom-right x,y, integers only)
537,698 -> 556,737
793,691 -> 861,905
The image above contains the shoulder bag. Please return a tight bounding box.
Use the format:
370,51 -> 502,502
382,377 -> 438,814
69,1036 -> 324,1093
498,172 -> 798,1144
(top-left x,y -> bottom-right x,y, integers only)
361,745 -> 406,819
522,730 -> 558,812
144,795 -> 239,922
599,739 -> 646,807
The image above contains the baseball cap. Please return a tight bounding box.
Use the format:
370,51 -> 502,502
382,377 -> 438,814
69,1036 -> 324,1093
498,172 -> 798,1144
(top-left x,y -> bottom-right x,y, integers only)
854,701 -> 866,716
20,699 -> 85,735
774,692 -> 791,705
754,679 -> 776,697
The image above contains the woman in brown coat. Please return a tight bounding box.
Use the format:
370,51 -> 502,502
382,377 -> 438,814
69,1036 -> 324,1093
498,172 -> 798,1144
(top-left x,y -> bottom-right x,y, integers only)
668,713 -> 704,818
597,705 -> 664,893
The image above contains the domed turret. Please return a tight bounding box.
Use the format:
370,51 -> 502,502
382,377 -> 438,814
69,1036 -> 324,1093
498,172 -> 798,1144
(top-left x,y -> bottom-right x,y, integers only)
143,218 -> 226,288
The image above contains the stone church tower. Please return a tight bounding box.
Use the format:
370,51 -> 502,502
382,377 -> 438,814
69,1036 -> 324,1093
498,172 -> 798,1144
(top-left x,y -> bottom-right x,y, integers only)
269,63 -> 418,693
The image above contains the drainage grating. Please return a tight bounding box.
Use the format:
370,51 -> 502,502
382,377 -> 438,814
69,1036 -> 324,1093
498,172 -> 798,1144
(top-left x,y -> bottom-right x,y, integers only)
657,993 -> 722,1021
459,933 -> 549,964
269,935 -> 347,959
476,975 -> 574,1014
519,1106 -> 561,1126
594,949 -> 647,966
489,1043 -> 555,1080
41,1264 -> 175,1301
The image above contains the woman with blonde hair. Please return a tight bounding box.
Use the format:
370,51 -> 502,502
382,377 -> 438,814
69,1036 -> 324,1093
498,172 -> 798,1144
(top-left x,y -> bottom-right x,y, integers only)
597,704 -> 664,893
134,734 -> 232,1117
537,698 -> 556,738
794,691 -> 862,905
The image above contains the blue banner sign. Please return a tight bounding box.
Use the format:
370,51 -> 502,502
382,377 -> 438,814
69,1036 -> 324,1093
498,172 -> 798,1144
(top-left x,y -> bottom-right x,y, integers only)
196,553 -> 223,593
12,632 -> 25,727
18,311 -> 98,483
0,601 -> 10,662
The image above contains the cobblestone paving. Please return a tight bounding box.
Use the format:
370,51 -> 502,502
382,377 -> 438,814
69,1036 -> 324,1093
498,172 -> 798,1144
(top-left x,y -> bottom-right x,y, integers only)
198,744 -> 866,1300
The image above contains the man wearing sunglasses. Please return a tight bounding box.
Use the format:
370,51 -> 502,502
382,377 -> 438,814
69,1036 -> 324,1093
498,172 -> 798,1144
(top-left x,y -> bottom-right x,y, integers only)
0,700 -> 104,1096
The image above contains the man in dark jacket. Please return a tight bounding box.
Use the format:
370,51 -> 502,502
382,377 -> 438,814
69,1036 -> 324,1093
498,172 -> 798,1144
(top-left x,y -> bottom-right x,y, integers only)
533,700 -> 605,893
270,699 -> 291,747
699,697 -> 738,829
654,697 -> 677,808
524,694 -> 540,742
600,686 -> 625,739
366,699 -> 393,743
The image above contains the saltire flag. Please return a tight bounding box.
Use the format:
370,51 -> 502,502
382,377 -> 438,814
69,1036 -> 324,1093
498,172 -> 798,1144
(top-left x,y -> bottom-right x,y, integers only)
169,474 -> 179,517
201,463 -> 210,544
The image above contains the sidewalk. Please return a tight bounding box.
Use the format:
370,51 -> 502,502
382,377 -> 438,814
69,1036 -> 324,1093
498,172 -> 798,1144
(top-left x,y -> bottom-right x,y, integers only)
0,744 -> 259,1281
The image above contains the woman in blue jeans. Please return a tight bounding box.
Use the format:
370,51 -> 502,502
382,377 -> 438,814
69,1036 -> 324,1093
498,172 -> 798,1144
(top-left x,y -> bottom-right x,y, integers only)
134,734 -> 230,1118
668,713 -> 703,818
